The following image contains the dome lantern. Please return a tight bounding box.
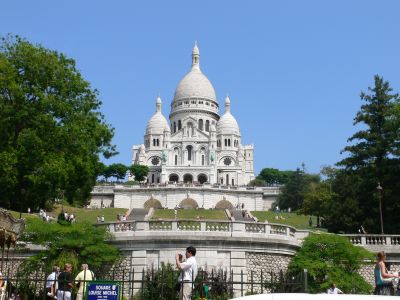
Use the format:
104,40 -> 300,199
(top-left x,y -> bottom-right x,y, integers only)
192,41 -> 200,70
225,95 -> 231,113
156,95 -> 162,112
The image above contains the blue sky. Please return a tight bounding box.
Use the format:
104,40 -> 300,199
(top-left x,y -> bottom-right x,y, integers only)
2,1 -> 400,174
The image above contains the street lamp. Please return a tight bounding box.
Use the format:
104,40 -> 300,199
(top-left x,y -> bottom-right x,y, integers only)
377,182 -> 384,234
20,188 -> 25,219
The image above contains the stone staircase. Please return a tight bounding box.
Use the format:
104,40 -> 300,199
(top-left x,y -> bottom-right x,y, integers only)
127,208 -> 149,221
230,209 -> 254,222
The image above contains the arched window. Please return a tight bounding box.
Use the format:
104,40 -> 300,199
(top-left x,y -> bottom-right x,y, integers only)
224,139 -> 227,147
198,119 -> 203,131
226,174 -> 229,186
152,174 -> 155,183
228,139 -> 231,147
232,178 -> 235,186
205,120 -> 210,132
178,120 -> 182,130
153,139 -> 156,146
174,122 -> 176,133
157,139 -> 160,146
186,145 -> 193,161
175,155 -> 178,166
202,155 -> 205,166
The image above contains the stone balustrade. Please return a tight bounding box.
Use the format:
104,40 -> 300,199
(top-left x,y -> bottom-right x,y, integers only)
97,220 -> 298,239
344,234 -> 400,247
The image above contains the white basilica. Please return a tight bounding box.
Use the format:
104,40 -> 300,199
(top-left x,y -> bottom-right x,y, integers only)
132,44 -> 255,186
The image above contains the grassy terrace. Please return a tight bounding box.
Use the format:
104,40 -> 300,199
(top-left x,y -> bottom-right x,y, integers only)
251,211 -> 325,230
152,209 -> 228,220
9,204 -> 127,224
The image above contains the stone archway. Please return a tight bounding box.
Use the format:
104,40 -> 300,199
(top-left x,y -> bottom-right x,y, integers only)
144,198 -> 163,209
169,174 -> 179,183
215,199 -> 234,210
197,174 -> 208,184
183,174 -> 193,183
179,198 -> 199,209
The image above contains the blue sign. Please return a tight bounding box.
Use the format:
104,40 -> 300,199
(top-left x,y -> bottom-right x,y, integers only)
86,281 -> 120,300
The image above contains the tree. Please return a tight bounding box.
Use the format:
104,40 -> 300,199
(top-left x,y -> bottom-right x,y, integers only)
277,168 -> 320,211
249,178 -> 266,187
0,36 -> 116,210
288,233 -> 374,294
257,168 -> 294,185
106,163 -> 128,182
19,218 -> 120,276
129,164 -> 149,182
330,75 -> 400,233
300,182 -> 333,222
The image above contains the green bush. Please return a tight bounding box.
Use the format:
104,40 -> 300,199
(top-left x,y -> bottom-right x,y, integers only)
288,233 -> 374,294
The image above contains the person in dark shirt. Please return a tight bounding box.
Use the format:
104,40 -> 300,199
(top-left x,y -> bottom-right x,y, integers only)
57,263 -> 73,300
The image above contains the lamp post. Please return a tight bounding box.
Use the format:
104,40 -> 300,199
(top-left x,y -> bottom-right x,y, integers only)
377,182 -> 384,234
19,188 -> 25,219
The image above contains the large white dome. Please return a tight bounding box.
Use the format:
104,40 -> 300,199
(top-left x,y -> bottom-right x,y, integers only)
172,44 -> 217,103
146,97 -> 170,134
173,68 -> 217,102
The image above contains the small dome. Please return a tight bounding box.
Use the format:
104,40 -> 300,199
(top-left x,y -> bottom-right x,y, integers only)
217,95 -> 240,135
217,112 -> 240,135
146,97 -> 170,134
146,112 -> 170,135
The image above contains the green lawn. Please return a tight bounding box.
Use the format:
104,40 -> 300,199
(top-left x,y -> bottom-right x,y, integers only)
8,205 -> 127,224
251,211 -> 326,230
47,204 -> 127,223
152,209 -> 228,220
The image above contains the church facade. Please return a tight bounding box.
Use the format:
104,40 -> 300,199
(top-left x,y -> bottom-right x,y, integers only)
132,44 -> 255,186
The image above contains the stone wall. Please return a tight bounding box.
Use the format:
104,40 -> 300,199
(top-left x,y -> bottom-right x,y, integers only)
91,185 -> 273,210
359,262 -> 400,287
246,252 -> 292,293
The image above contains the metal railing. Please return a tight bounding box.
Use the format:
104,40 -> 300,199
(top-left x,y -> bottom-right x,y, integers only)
0,267 -> 306,299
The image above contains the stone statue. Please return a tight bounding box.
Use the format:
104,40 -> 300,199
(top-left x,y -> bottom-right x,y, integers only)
210,151 -> 215,162
162,151 -> 167,163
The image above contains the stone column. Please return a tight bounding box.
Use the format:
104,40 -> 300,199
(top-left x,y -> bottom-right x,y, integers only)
231,251 -> 248,297
131,250 -> 147,294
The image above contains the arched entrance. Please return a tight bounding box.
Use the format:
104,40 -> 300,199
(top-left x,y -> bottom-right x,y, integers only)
144,198 -> 163,209
197,174 -> 208,184
183,174 -> 193,183
169,174 -> 179,183
179,198 -> 199,209
215,200 -> 234,210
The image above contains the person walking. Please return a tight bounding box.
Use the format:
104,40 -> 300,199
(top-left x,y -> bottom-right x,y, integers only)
57,263 -> 73,300
46,266 -> 60,299
374,251 -> 399,295
75,264 -> 95,300
175,246 -> 198,300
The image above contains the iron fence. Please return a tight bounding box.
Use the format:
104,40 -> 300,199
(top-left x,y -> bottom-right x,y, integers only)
0,267 -> 307,300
